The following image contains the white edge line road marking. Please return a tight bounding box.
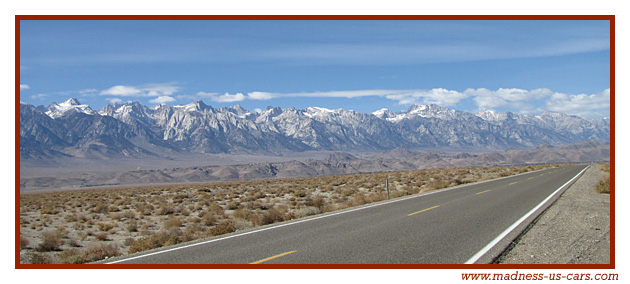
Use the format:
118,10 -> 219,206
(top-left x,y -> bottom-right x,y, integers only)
464,165 -> 590,264
105,166 -> 556,264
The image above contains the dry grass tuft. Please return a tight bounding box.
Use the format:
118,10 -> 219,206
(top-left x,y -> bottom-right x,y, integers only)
209,220 -> 237,236
20,237 -> 30,249
127,229 -> 183,254
57,244 -> 121,264
596,162 -> 611,194
596,178 -> 610,194
35,230 -> 64,252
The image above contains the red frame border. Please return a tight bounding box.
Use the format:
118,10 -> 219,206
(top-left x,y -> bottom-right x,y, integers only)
15,15 -> 615,269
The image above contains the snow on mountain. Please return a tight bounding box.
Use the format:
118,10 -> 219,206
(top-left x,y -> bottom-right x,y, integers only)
378,104 -> 467,122
45,98 -> 96,119
20,99 -> 611,160
172,100 -> 212,113
222,104 -> 251,118
305,106 -> 334,116
406,104 -> 463,119
371,108 -> 394,119
476,110 -> 507,121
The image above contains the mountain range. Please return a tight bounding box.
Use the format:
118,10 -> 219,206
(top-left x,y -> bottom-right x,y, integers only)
20,98 -> 610,160
20,141 -> 610,192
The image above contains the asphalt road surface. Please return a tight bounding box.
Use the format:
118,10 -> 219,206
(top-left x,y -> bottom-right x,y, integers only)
105,164 -> 589,264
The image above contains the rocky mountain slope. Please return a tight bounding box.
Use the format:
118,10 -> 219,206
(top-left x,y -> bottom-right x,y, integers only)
20,99 -> 610,160
20,141 -> 610,192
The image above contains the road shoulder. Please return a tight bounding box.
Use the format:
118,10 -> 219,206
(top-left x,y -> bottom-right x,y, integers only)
497,164 -> 610,264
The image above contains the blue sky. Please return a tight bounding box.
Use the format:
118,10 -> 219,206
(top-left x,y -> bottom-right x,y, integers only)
19,20 -> 611,118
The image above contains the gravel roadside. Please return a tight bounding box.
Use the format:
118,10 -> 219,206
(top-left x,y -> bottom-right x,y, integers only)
498,163 -> 610,264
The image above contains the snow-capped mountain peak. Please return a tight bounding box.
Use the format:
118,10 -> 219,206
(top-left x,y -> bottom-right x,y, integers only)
63,98 -> 81,105
223,104 -> 249,116
171,100 -> 211,112
407,104 -> 457,119
45,98 -> 96,119
372,108 -> 394,119
21,99 -> 610,160
306,106 -> 334,113
377,104 -> 463,122
409,104 -> 428,112
476,110 -> 506,121
304,106 -> 336,118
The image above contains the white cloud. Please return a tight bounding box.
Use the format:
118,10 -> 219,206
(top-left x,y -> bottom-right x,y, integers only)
149,96 -> 176,104
472,94 -> 509,109
288,90 -> 414,99
145,84 -> 179,96
93,85 -> 608,119
101,85 -> 142,96
79,89 -> 98,95
294,90 -> 396,99
545,89 -> 610,118
237,87 -> 609,118
197,92 -> 246,103
189,88 -> 471,107
30,94 -> 47,100
385,88 -> 468,107
248,91 -> 275,100
195,92 -> 220,98
216,89 -> 424,101
466,88 -> 553,111
107,98 -> 123,104
175,94 -> 198,101
217,93 -> 246,103
100,84 -> 179,97
20,84 -> 30,90
462,87 -> 609,118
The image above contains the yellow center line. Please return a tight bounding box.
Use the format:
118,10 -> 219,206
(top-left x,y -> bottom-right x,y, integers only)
408,205 -> 440,216
509,182 -> 518,185
476,190 -> 491,195
527,177 -> 533,180
250,250 -> 297,264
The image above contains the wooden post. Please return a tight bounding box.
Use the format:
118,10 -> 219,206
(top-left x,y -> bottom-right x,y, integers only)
386,178 -> 390,200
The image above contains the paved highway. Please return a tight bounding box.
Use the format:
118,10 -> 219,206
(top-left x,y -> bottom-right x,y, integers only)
105,164 -> 589,264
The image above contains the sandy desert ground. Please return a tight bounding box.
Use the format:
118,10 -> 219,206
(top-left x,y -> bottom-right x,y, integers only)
19,164 -> 561,264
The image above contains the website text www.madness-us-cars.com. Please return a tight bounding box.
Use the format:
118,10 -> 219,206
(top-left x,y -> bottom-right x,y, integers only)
462,271 -> 618,281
